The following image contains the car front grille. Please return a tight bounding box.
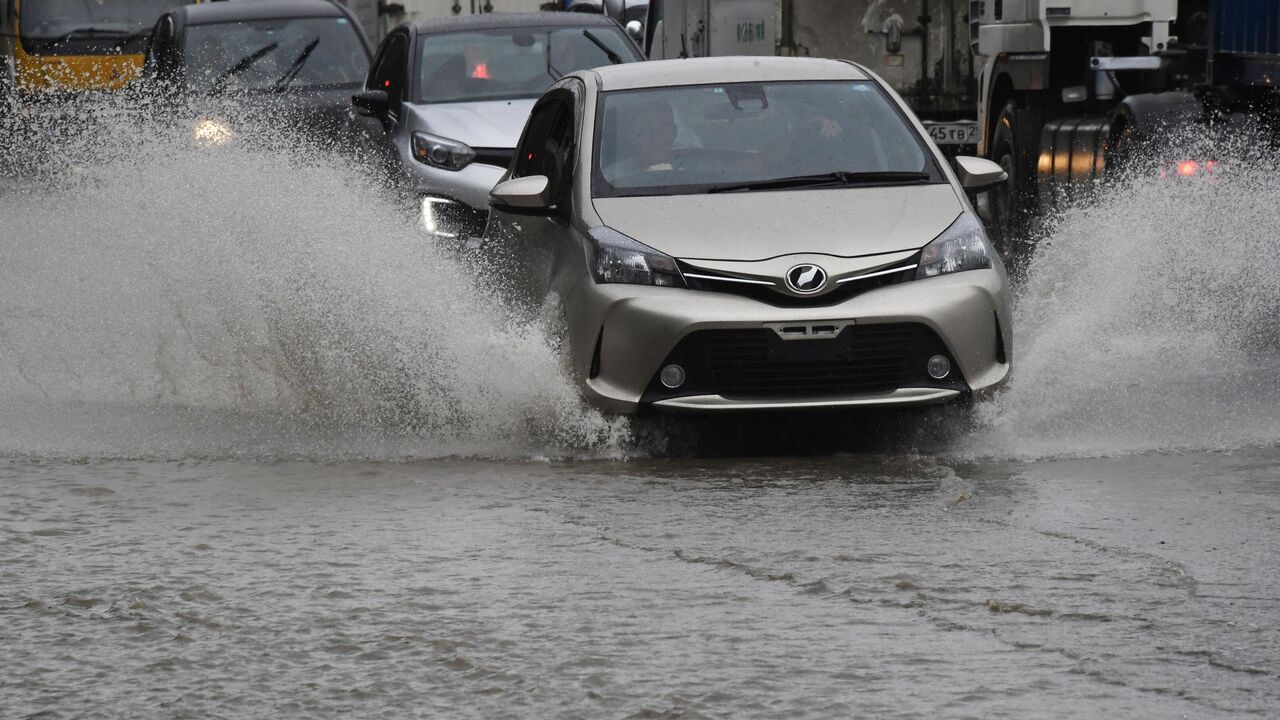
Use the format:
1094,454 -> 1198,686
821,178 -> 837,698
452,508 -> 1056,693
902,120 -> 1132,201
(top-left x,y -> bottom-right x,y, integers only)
641,323 -> 966,402
678,257 -> 918,307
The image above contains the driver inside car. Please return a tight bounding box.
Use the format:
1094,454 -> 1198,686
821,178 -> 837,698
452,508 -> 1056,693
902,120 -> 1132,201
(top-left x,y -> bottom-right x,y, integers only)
603,98 -> 678,180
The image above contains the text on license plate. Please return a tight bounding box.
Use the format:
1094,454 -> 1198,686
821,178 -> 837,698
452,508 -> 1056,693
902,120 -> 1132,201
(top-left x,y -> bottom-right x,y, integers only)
925,122 -> 978,145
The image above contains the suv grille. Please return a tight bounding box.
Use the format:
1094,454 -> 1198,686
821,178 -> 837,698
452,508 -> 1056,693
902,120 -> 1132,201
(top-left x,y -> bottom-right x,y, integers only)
641,323 -> 966,402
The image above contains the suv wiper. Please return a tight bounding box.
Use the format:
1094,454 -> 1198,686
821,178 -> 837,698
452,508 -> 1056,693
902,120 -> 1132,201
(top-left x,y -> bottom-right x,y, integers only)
208,42 -> 279,92
582,29 -> 623,64
706,170 -> 931,194
270,37 -> 320,92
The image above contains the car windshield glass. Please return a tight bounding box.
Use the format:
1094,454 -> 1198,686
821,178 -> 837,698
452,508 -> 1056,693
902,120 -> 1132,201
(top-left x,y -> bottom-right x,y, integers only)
19,0 -> 189,51
593,80 -> 940,198
416,26 -> 635,104
184,17 -> 368,93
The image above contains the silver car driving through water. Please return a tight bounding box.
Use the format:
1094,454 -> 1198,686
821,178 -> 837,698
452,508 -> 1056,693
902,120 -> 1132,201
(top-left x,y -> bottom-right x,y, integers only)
486,57 -> 1012,413
351,12 -> 642,239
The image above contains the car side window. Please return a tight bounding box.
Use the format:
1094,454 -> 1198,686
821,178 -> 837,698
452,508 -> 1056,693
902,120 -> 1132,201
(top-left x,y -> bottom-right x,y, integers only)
367,32 -> 409,113
513,92 -> 577,204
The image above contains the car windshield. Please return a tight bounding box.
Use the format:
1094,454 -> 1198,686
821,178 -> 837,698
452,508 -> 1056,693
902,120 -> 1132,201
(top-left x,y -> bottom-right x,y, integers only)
184,17 -> 368,93
593,80 -> 940,198
19,0 -> 189,52
416,26 -> 635,104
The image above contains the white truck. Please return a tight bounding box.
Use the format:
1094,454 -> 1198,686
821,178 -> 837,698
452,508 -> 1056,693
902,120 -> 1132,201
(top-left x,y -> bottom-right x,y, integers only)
973,0 -> 1279,251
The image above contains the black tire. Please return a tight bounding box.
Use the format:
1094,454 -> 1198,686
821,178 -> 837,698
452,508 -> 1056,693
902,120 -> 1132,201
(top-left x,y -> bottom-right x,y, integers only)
986,100 -> 1037,262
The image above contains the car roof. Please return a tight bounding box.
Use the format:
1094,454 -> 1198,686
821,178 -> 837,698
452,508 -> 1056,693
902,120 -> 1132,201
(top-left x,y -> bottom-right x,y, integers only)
409,11 -> 622,34
589,56 -> 870,91
180,0 -> 348,26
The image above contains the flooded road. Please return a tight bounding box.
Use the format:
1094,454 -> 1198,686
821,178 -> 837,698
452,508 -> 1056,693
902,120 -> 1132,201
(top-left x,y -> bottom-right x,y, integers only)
3,102 -> 1280,717
3,450 -> 1278,718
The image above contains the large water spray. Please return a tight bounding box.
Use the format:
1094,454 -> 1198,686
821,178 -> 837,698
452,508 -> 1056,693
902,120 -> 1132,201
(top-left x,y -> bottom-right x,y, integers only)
0,97 -> 626,459
2,97 -> 1277,460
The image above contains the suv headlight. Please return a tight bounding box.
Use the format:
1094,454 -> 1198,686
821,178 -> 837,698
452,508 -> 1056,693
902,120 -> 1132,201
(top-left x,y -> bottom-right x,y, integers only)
411,132 -> 475,171
587,227 -> 685,287
916,213 -> 992,279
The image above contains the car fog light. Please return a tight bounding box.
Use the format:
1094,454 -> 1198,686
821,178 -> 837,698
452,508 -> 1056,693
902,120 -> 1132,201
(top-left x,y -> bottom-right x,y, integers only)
927,355 -> 951,380
420,196 -> 458,239
660,364 -> 686,389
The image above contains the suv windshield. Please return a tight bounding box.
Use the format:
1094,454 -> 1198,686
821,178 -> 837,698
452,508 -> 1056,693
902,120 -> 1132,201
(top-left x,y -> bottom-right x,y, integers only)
593,80 -> 942,198
19,0 -> 189,54
185,17 -> 369,93
416,26 -> 636,104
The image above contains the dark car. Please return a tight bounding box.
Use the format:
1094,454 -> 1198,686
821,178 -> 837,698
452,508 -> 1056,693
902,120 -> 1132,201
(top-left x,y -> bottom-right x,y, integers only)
141,0 -> 372,146
350,12 -> 643,238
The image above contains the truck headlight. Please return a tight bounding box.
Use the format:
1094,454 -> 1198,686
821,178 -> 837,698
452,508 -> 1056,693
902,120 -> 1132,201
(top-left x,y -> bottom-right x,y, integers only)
411,132 -> 475,171
587,227 -> 685,287
915,213 -> 992,279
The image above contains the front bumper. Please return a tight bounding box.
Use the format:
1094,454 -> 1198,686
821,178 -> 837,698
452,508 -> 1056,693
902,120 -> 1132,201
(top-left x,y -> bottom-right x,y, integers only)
563,269 -> 1011,414
402,162 -> 504,239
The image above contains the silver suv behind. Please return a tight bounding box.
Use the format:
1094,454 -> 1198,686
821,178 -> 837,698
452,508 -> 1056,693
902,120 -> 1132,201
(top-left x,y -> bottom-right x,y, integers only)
352,12 -> 643,239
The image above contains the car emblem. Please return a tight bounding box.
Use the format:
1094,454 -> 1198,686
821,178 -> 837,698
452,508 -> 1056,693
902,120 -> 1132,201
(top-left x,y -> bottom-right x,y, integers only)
785,264 -> 828,294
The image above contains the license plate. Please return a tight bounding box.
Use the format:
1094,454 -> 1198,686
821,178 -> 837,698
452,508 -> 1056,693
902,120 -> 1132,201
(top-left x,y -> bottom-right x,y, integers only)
925,121 -> 978,145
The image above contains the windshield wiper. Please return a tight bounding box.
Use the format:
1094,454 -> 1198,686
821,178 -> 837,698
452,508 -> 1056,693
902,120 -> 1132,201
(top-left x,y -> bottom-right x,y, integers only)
209,41 -> 279,92
270,37 -> 320,92
35,27 -> 127,49
582,29 -> 623,64
112,27 -> 153,49
706,170 -> 931,194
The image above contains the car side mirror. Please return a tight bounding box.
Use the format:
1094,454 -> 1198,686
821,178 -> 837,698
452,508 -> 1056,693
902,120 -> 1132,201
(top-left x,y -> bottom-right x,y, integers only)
953,156 -> 1008,191
625,20 -> 643,43
490,175 -> 553,213
351,89 -> 388,118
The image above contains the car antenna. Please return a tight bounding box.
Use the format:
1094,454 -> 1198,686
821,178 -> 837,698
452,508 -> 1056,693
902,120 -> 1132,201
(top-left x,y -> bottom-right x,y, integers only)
679,32 -> 688,59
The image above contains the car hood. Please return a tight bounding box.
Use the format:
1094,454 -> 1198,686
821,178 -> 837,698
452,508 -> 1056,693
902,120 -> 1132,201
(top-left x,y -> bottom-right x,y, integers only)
405,98 -> 537,148
591,184 -> 964,262
189,86 -> 359,134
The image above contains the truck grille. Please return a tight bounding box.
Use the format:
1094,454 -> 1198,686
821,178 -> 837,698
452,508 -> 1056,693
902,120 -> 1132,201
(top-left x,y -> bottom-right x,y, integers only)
642,323 -> 965,402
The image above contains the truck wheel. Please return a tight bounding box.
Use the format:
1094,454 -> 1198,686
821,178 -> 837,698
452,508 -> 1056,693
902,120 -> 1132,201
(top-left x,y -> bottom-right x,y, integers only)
987,101 -> 1033,261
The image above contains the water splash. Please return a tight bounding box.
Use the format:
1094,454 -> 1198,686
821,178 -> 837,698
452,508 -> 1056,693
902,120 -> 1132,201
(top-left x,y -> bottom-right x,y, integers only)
964,133 -> 1280,459
4,97 -> 1279,461
0,96 -> 627,460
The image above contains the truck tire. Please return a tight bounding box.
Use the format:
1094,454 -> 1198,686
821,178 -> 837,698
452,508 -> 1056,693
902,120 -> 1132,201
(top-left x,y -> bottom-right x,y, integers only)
987,101 -> 1035,260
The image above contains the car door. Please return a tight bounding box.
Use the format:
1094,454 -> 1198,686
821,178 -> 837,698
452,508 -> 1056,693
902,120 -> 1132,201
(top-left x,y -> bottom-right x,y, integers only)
490,82 -> 583,309
356,30 -> 410,162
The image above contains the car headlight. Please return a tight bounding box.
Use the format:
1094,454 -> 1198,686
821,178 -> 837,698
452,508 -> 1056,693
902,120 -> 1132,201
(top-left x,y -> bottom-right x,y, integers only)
192,118 -> 233,146
587,227 -> 685,287
915,213 -> 992,279
411,132 -> 475,171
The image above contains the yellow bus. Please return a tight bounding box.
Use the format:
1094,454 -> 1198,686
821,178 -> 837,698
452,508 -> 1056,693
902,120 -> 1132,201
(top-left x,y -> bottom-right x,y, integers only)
2,0 -> 196,94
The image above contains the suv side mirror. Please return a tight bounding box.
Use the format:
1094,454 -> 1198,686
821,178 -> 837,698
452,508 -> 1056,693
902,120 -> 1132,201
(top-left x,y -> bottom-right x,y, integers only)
491,175 -> 553,213
351,89 -> 388,117
953,156 -> 1008,191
